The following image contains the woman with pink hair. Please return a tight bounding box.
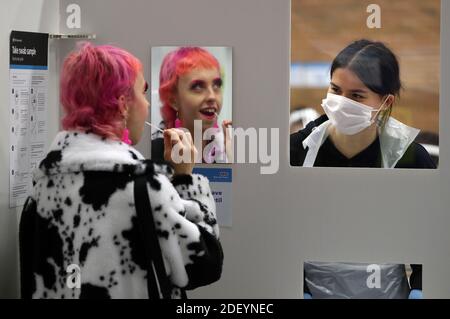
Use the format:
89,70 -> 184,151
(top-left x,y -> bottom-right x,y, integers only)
19,42 -> 223,299
152,47 -> 232,164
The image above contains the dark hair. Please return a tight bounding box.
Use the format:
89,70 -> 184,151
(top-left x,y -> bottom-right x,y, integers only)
330,39 -> 402,97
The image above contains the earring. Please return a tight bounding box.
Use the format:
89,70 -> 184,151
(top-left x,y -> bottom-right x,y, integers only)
121,114 -> 132,145
122,128 -> 132,145
175,110 -> 182,128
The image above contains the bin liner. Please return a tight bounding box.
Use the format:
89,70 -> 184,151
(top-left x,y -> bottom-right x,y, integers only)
304,261 -> 410,299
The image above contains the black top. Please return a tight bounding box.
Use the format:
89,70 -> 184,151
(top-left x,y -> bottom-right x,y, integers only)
290,115 -> 436,169
151,138 -> 165,162
152,137 -> 227,164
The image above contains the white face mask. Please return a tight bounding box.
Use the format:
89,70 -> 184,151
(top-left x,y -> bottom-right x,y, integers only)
321,93 -> 390,135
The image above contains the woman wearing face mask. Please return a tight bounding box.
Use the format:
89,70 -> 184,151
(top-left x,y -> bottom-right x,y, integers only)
19,43 -> 223,299
151,47 -> 232,164
290,39 -> 435,169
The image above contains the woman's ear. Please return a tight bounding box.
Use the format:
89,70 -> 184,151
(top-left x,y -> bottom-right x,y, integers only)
169,95 -> 179,112
118,95 -> 129,119
386,94 -> 395,109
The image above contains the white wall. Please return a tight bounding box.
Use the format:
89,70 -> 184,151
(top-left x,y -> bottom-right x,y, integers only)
0,0 -> 60,298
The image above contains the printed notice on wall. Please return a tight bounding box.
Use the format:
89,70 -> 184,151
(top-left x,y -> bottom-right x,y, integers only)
193,167 -> 232,227
9,31 -> 49,208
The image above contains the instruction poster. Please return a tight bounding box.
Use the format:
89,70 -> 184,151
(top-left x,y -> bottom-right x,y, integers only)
193,167 -> 232,227
9,31 -> 48,208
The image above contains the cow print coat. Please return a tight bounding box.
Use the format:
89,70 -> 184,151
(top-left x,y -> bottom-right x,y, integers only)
19,130 -> 223,299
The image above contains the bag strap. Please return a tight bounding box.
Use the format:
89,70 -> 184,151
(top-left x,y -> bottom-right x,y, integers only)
19,196 -> 37,299
134,175 -> 171,299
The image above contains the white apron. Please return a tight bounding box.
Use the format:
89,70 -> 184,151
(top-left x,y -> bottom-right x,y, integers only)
301,118 -> 420,168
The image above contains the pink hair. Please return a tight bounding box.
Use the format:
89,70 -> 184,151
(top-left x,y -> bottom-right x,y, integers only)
61,42 -> 142,139
159,47 -> 220,128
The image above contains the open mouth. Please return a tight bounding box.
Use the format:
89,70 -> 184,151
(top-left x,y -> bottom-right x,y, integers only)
199,108 -> 217,119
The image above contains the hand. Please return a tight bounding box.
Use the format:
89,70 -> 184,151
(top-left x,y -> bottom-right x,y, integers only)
222,120 -> 233,163
408,289 -> 423,299
163,128 -> 198,176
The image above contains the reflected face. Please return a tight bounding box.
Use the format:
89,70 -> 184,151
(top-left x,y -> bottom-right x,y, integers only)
174,68 -> 223,130
127,72 -> 149,145
328,68 -> 389,109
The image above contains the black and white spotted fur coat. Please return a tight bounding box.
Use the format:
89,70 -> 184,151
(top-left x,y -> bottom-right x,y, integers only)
19,131 -> 223,299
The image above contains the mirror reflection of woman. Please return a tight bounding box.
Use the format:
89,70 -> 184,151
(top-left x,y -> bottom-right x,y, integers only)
152,47 -> 232,164
290,39 -> 436,169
